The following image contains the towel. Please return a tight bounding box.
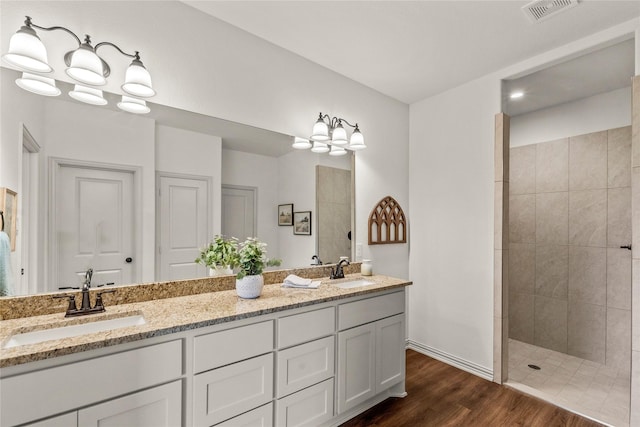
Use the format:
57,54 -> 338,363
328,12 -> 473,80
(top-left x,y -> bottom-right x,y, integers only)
0,231 -> 14,296
282,274 -> 321,289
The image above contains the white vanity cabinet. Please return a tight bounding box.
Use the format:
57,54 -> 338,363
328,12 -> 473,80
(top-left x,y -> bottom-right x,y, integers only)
337,292 -> 406,414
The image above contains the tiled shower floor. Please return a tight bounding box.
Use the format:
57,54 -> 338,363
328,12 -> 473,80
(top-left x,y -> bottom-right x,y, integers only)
506,339 -> 630,427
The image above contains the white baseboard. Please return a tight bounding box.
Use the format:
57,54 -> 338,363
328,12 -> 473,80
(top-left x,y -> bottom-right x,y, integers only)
406,339 -> 493,381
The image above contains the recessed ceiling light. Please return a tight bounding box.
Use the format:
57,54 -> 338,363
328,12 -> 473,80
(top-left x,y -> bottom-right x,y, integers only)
510,91 -> 524,99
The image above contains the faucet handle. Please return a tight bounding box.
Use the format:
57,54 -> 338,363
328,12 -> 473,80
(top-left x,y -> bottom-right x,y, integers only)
53,294 -> 77,313
95,289 -> 116,310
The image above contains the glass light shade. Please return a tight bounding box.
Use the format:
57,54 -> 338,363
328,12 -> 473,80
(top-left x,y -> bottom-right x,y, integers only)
348,129 -> 366,150
331,123 -> 348,146
310,141 -> 330,153
66,45 -> 106,86
121,59 -> 155,98
329,145 -> 347,156
69,85 -> 107,105
311,118 -> 329,141
117,95 -> 150,114
2,27 -> 52,73
16,72 -> 60,96
292,137 -> 312,150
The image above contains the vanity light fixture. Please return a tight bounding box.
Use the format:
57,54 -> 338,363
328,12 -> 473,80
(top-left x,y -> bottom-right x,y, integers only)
2,16 -> 155,113
293,112 -> 366,154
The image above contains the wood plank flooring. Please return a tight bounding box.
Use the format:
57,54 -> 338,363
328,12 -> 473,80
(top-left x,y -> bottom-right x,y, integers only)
340,349 -> 603,427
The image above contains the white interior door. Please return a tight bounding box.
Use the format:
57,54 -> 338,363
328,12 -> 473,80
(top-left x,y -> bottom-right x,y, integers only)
221,186 -> 256,240
158,175 -> 210,281
56,165 -> 135,289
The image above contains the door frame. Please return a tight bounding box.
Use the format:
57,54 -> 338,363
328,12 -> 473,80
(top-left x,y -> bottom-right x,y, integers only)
221,184 -> 258,238
155,171 -> 213,280
49,157 -> 142,291
20,124 -> 41,295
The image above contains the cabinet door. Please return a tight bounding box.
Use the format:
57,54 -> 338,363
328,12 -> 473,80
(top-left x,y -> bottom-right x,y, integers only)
194,353 -> 274,426
276,378 -> 334,427
277,336 -> 335,398
215,402 -> 273,427
375,314 -> 405,393
78,380 -> 182,427
337,323 -> 376,414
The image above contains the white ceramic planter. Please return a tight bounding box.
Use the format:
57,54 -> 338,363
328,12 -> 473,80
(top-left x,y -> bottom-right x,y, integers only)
209,266 -> 233,277
236,274 -> 264,299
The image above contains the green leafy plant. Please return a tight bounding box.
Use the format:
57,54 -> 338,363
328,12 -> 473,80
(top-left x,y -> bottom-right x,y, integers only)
236,237 -> 281,279
195,235 -> 239,269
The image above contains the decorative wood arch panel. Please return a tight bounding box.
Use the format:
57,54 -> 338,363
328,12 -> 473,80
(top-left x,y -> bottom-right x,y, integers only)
368,196 -> 407,245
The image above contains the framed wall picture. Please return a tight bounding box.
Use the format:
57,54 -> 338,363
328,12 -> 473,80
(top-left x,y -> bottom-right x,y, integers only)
278,203 -> 294,226
293,211 -> 312,235
0,187 -> 17,251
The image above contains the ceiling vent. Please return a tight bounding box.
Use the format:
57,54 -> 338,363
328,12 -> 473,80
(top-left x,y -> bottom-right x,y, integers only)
522,0 -> 579,23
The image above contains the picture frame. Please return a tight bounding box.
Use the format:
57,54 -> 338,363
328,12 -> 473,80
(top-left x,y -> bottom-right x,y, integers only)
0,187 -> 17,251
278,203 -> 294,226
293,211 -> 312,235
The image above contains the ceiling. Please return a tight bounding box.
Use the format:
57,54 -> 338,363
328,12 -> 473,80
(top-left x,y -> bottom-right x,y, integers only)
184,1 -> 640,105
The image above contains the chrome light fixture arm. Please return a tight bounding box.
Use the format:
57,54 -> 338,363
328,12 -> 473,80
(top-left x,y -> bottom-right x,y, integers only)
317,112 -> 359,132
25,16 -> 82,46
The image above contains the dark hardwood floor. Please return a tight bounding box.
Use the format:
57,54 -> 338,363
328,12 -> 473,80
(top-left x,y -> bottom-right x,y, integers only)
341,349 -> 603,427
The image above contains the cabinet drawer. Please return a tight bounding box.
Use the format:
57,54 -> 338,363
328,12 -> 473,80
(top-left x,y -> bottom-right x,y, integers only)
194,320 -> 273,373
194,353 -> 274,426
276,378 -> 334,427
277,336 -> 334,398
1,340 -> 182,427
338,291 -> 404,330
215,402 -> 273,427
78,380 -> 182,427
277,307 -> 334,348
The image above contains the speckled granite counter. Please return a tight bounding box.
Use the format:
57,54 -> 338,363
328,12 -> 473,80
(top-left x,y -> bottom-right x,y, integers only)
0,274 -> 411,368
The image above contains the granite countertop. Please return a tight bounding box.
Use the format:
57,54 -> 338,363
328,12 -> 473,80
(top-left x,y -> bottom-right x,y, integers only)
0,274 -> 411,368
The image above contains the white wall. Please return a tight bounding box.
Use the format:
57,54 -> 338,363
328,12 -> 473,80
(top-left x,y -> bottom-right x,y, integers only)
156,124 -> 222,235
511,87 -> 632,147
409,76 -> 500,372
1,0 -> 410,279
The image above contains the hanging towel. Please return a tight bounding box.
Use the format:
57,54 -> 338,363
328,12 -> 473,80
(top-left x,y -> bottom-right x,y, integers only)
0,231 -> 14,296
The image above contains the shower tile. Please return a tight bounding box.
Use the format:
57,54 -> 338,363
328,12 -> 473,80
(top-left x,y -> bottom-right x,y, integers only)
608,187 -> 632,248
509,291 -> 534,344
509,243 -> 535,295
533,295 -> 567,353
535,245 -> 568,299
495,181 -> 509,250
569,189 -> 607,247
568,246 -> 606,306
569,131 -> 607,191
509,194 -> 535,243
536,192 -> 568,245
536,138 -> 568,193
608,126 -> 632,188
510,144 -> 536,195
607,248 -> 631,310
568,302 -> 606,364
606,308 -> 631,375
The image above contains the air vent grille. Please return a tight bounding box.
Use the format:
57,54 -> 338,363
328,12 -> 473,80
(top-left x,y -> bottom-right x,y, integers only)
522,0 -> 579,23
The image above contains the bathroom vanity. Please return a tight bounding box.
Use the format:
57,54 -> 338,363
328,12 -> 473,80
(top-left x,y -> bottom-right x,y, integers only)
0,273 -> 410,427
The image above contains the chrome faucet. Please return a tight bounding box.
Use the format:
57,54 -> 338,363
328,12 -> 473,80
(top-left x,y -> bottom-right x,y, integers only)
311,255 -> 323,265
81,268 -> 94,310
330,259 -> 350,279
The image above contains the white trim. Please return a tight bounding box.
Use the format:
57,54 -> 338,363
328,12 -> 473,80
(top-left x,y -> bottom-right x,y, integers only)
49,157 -> 143,291
21,125 -> 40,154
407,339 -> 494,381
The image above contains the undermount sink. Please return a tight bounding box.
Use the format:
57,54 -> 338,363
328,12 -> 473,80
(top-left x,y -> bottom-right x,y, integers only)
3,314 -> 146,349
334,279 -> 376,289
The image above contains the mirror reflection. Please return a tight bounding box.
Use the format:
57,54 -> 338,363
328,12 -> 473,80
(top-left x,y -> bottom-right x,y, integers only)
0,67 -> 353,296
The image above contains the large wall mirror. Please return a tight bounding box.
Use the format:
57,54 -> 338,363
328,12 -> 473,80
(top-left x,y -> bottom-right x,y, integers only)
0,68 -> 354,296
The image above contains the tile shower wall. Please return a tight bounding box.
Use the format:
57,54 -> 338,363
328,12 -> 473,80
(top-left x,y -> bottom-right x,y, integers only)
509,126 -> 631,372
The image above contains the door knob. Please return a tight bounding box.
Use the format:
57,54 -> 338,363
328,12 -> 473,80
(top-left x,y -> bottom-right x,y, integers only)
125,257 -> 133,263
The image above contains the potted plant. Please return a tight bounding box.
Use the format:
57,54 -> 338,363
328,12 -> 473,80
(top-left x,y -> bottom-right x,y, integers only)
235,237 -> 281,298
195,235 -> 239,276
